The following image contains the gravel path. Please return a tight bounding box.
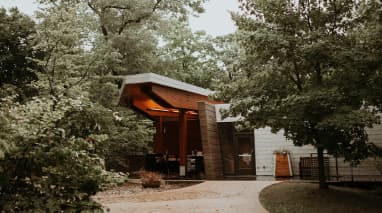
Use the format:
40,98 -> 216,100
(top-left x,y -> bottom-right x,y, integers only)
96,180 -> 278,213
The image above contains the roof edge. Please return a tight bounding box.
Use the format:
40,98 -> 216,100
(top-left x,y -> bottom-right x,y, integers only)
122,73 -> 213,96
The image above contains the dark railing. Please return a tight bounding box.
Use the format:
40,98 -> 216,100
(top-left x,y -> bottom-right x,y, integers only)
299,153 -> 382,182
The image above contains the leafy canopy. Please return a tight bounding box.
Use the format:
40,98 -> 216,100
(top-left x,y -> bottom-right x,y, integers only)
218,0 -> 382,162
0,8 -> 42,101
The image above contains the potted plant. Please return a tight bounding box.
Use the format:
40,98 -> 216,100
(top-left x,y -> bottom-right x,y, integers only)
139,171 -> 162,188
273,149 -> 290,155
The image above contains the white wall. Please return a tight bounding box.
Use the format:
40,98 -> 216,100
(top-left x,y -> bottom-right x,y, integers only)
255,125 -> 382,180
254,127 -> 316,176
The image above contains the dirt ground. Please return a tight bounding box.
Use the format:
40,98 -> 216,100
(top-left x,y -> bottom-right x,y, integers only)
93,181 -> 202,204
260,182 -> 382,213
94,180 -> 278,213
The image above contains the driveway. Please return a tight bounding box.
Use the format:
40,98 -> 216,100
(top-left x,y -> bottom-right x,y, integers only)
99,181 -> 278,213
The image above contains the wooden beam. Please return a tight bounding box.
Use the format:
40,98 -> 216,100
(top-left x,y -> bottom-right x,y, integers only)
133,100 -> 178,118
178,110 -> 188,176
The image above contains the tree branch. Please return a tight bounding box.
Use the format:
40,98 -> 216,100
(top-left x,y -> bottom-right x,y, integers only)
330,0 -> 338,35
152,0 -> 163,12
292,60 -> 303,92
118,14 -> 150,34
117,0 -> 162,35
87,2 -> 109,37
65,55 -> 100,92
102,5 -> 131,10
48,56 -> 57,98
302,0 -> 314,32
87,2 -> 99,15
88,0 -> 162,36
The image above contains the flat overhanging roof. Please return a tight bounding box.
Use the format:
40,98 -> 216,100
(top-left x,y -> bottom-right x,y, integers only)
118,73 -> 220,119
121,73 -> 213,96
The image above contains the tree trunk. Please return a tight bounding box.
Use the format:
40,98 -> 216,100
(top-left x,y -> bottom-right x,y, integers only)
317,146 -> 328,189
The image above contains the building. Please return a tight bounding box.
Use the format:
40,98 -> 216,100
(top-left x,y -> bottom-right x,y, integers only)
119,73 -> 382,181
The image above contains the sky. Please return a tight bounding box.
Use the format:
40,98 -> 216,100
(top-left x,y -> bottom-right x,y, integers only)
189,0 -> 239,36
1,0 -> 239,36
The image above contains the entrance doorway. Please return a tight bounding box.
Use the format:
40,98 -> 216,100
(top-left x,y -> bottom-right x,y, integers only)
235,133 -> 255,175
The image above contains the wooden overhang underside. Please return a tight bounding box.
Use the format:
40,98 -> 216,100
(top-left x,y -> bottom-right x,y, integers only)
119,83 -> 218,120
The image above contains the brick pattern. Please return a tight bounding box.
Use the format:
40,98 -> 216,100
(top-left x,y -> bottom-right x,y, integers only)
198,102 -> 223,179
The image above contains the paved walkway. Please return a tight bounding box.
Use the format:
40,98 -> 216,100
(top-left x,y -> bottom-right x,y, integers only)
101,181 -> 278,213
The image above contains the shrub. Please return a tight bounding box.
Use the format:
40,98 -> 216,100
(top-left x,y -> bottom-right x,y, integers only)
138,171 -> 162,188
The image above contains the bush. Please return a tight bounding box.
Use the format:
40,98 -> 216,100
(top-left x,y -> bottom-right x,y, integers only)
0,96 -> 127,212
137,171 -> 162,188
0,137 -> 109,212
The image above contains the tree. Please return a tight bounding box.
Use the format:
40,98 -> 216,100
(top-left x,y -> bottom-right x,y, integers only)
0,8 -> 41,100
32,1 -> 98,100
0,94 -> 127,211
0,3 -> 125,211
84,0 -> 207,75
219,0 -> 382,189
85,0 -> 205,38
213,33 -> 248,92
156,20 -> 221,89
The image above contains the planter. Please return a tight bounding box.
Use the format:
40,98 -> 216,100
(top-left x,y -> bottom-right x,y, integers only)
142,180 -> 161,188
138,171 -> 162,188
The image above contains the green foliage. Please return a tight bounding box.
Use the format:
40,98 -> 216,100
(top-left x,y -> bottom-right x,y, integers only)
32,1 -> 97,99
156,20 -> 221,89
0,2 -> 123,211
87,77 -> 154,171
111,27 -> 159,75
0,8 -> 41,101
0,98 -> 15,159
219,0 -> 382,162
81,0 -> 208,75
0,96 -> 121,212
213,33 -> 249,97
0,7 -> 38,87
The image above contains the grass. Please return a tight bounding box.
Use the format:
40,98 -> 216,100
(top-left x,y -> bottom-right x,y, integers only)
259,182 -> 382,213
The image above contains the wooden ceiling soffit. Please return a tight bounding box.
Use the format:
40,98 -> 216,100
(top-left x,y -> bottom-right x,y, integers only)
140,85 -> 173,108
132,95 -> 179,118
133,100 -> 198,119
119,84 -> 203,119
150,85 -> 210,111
